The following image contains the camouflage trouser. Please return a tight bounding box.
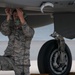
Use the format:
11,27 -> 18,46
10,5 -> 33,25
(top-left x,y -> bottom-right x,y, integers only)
0,56 -> 30,75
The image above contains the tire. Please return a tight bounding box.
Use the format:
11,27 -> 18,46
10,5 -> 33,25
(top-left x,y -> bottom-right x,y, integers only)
37,40 -> 72,75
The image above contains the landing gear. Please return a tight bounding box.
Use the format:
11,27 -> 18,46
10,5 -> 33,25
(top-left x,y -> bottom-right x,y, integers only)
37,32 -> 72,75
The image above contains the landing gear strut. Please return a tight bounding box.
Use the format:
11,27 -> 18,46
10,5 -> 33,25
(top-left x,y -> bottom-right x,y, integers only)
38,32 -> 72,75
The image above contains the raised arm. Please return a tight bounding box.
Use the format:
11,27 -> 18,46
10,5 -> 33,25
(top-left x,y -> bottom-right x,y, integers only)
1,8 -> 12,36
22,23 -> 34,37
16,8 -> 34,37
1,20 -> 11,36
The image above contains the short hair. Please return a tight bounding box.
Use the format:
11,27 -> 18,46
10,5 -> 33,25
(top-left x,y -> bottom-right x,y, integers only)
12,9 -> 17,14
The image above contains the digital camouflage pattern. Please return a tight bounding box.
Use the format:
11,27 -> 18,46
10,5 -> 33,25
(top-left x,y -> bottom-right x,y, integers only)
0,20 -> 34,75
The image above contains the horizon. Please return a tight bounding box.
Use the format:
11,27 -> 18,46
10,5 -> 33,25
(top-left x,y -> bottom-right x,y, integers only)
0,23 -> 75,41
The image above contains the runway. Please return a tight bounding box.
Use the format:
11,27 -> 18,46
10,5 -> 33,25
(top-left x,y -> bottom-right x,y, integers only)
0,71 -> 74,75
31,73 -> 75,75
0,40 -> 75,60
0,60 -> 74,75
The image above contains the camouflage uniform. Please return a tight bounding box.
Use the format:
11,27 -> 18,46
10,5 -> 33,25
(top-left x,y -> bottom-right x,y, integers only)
0,20 -> 34,75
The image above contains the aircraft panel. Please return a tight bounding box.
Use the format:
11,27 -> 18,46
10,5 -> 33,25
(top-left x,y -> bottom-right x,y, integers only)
54,12 -> 75,39
0,0 -> 75,12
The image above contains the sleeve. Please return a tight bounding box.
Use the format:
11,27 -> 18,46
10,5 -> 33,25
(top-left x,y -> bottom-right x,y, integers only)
22,23 -> 35,38
1,20 -> 11,36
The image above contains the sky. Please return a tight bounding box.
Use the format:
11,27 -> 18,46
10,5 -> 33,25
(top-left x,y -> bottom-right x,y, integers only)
33,23 -> 54,41
0,23 -> 54,41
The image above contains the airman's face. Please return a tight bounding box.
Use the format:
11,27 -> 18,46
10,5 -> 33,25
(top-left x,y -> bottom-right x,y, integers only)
13,12 -> 19,20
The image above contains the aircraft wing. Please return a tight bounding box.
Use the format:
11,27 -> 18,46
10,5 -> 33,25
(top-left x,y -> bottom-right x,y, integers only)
0,0 -> 75,39
0,0 -> 54,28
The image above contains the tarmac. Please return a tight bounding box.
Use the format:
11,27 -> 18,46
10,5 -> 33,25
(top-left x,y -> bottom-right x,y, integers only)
31,73 -> 75,75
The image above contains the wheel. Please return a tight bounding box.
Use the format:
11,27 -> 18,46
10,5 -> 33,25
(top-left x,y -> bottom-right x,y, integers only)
37,40 -> 72,75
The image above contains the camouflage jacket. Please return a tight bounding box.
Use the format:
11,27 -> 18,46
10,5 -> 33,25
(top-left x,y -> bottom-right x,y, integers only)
1,20 -> 34,66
